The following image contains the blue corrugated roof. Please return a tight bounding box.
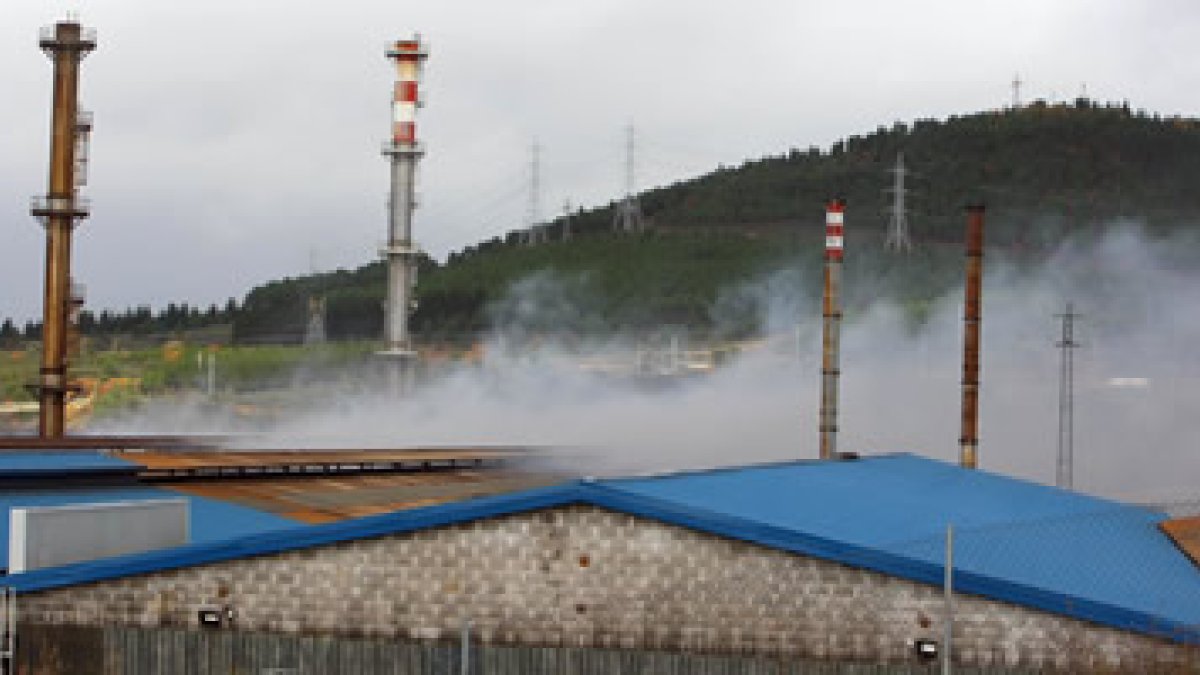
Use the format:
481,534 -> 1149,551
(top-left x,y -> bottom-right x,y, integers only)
0,452 -> 137,477
597,455 -> 1200,641
0,486 -> 297,569
7,454 -> 1199,644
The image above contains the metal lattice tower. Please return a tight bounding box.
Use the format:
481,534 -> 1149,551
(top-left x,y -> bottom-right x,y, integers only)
305,249 -> 327,345
612,123 -> 645,234
1056,302 -> 1082,490
304,297 -> 327,345
1012,73 -> 1023,108
523,141 -> 545,245
884,153 -> 912,252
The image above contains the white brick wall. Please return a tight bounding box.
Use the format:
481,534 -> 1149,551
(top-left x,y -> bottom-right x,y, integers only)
18,505 -> 1198,671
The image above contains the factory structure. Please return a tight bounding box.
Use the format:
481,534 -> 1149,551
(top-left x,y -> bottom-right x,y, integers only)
1,17 -> 1198,675
28,19 -> 95,439
819,199 -> 844,460
379,36 -> 428,391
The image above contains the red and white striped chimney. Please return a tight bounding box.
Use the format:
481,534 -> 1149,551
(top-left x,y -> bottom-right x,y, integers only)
819,199 -> 845,460
379,35 -> 429,391
825,202 -> 844,261
387,37 -> 426,145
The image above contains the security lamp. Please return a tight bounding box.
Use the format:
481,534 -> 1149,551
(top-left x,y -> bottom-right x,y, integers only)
198,608 -> 222,628
913,638 -> 939,660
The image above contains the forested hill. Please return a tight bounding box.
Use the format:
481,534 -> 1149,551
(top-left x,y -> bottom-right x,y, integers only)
228,100 -> 1200,342
9,100 -> 1196,346
580,97 -> 1200,244
239,100 -> 1200,342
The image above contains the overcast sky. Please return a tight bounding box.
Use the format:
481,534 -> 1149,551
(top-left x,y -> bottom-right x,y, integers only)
2,0 -> 1198,323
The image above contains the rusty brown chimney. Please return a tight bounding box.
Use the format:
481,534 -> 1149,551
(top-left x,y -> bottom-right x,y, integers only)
30,20 -> 95,437
960,203 -> 985,468
819,199 -> 845,460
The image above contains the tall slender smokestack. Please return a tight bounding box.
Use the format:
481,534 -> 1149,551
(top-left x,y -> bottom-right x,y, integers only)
380,35 -> 428,392
960,203 -> 985,469
30,20 -> 95,438
819,199 -> 845,460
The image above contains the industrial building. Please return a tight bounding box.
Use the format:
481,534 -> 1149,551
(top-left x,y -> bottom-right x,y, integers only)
5,13 -> 1198,675
3,453 -> 1197,673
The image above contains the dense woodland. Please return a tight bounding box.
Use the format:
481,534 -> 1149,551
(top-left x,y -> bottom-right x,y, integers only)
6,100 -> 1200,346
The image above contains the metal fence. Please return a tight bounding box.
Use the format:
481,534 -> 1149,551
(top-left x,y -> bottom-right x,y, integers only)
11,625 -> 1044,675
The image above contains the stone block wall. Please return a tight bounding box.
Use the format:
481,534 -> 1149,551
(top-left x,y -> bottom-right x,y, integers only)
17,505 -> 1199,672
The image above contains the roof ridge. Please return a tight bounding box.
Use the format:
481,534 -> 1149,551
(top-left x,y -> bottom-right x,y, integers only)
596,452 -> 910,484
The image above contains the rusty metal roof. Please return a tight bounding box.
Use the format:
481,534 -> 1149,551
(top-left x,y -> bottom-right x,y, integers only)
1161,516 -> 1200,568
167,470 -> 563,523
115,448 -> 525,480
0,441 -> 556,524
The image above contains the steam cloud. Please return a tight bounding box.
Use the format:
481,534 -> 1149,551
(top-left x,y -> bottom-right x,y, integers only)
96,224 -> 1200,503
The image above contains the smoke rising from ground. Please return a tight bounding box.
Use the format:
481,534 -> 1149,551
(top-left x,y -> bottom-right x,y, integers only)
99,224 -> 1200,502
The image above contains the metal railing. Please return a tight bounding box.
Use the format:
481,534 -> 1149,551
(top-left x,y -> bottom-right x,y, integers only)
38,24 -> 97,50
29,195 -> 91,216
384,37 -> 430,58
381,140 -> 424,155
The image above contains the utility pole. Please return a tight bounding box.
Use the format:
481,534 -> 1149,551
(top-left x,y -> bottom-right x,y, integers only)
943,524 -> 954,675
30,19 -> 95,438
612,123 -> 645,234
562,199 -> 572,242
1056,302 -> 1081,490
884,153 -> 912,252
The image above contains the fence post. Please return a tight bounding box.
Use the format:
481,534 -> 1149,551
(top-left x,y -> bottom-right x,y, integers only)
0,586 -> 14,675
943,523 -> 954,675
461,618 -> 472,675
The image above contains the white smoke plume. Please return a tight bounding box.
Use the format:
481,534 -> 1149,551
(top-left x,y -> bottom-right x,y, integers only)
97,224 -> 1200,503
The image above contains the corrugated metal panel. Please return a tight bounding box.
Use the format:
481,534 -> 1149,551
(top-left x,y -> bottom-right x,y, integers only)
1161,516 -> 1200,567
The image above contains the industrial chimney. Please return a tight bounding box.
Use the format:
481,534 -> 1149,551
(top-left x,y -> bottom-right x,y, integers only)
379,36 -> 428,392
960,204 -> 985,468
29,19 -> 95,437
819,199 -> 845,460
